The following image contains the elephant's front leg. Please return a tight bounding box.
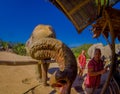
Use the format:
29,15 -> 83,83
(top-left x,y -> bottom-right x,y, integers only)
41,61 -> 49,86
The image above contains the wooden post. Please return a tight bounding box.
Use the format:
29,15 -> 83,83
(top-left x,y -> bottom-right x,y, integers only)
100,10 -> 115,94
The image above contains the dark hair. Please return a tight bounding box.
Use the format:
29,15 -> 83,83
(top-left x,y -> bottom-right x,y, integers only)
94,48 -> 101,54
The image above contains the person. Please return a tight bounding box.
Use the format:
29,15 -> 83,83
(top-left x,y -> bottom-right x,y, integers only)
84,48 -> 107,94
78,50 -> 86,77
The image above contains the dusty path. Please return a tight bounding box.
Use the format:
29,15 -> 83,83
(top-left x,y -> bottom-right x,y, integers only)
0,51 -> 107,94
0,51 -> 83,94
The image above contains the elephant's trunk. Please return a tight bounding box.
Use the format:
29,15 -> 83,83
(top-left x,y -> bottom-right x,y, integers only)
29,38 -> 77,94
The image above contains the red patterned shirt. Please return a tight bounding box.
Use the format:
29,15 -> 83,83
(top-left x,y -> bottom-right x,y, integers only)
85,58 -> 103,88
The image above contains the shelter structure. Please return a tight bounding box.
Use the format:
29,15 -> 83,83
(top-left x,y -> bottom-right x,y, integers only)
49,0 -> 120,94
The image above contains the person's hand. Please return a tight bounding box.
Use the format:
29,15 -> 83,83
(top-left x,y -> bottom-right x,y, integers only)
100,69 -> 107,74
105,65 -> 110,71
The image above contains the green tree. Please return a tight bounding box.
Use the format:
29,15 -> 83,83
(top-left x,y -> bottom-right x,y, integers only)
1,41 -> 9,50
71,44 -> 93,59
12,43 -> 26,55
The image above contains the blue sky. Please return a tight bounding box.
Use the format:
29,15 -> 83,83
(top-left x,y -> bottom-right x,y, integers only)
0,0 -> 119,47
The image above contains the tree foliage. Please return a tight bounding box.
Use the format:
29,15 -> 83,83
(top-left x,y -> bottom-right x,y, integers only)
0,39 -> 26,56
0,39 -> 93,57
71,44 -> 93,59
0,39 -> 9,50
12,43 -> 26,55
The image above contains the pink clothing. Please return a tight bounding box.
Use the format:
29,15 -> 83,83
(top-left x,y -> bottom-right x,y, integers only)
85,58 -> 103,88
78,54 -> 86,69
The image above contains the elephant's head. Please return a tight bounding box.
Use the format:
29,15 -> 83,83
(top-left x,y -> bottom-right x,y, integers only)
25,24 -> 56,54
29,38 -> 77,94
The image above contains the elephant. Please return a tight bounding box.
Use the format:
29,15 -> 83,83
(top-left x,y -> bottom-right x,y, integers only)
28,38 -> 77,94
26,24 -> 56,86
26,24 -> 77,94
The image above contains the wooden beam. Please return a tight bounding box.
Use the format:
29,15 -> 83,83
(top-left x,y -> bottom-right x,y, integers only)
101,20 -> 111,45
97,0 -> 101,16
69,0 -> 90,15
106,13 -> 115,43
56,0 -> 80,32
101,20 -> 108,33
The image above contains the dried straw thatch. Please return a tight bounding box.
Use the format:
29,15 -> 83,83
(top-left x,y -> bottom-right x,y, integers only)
92,7 -> 120,41
49,0 -> 119,34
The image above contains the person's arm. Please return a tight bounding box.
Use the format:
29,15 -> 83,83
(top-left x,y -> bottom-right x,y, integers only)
87,61 -> 106,76
88,68 -> 106,76
82,55 -> 86,68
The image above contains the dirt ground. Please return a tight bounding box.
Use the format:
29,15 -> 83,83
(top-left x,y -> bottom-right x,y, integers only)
0,51 -> 108,94
0,51 -> 85,94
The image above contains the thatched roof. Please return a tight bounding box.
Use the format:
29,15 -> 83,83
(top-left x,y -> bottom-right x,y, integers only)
92,7 -> 120,41
49,0 -> 119,34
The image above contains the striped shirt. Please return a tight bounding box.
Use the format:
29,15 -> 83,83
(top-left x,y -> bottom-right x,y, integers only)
85,58 -> 103,88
